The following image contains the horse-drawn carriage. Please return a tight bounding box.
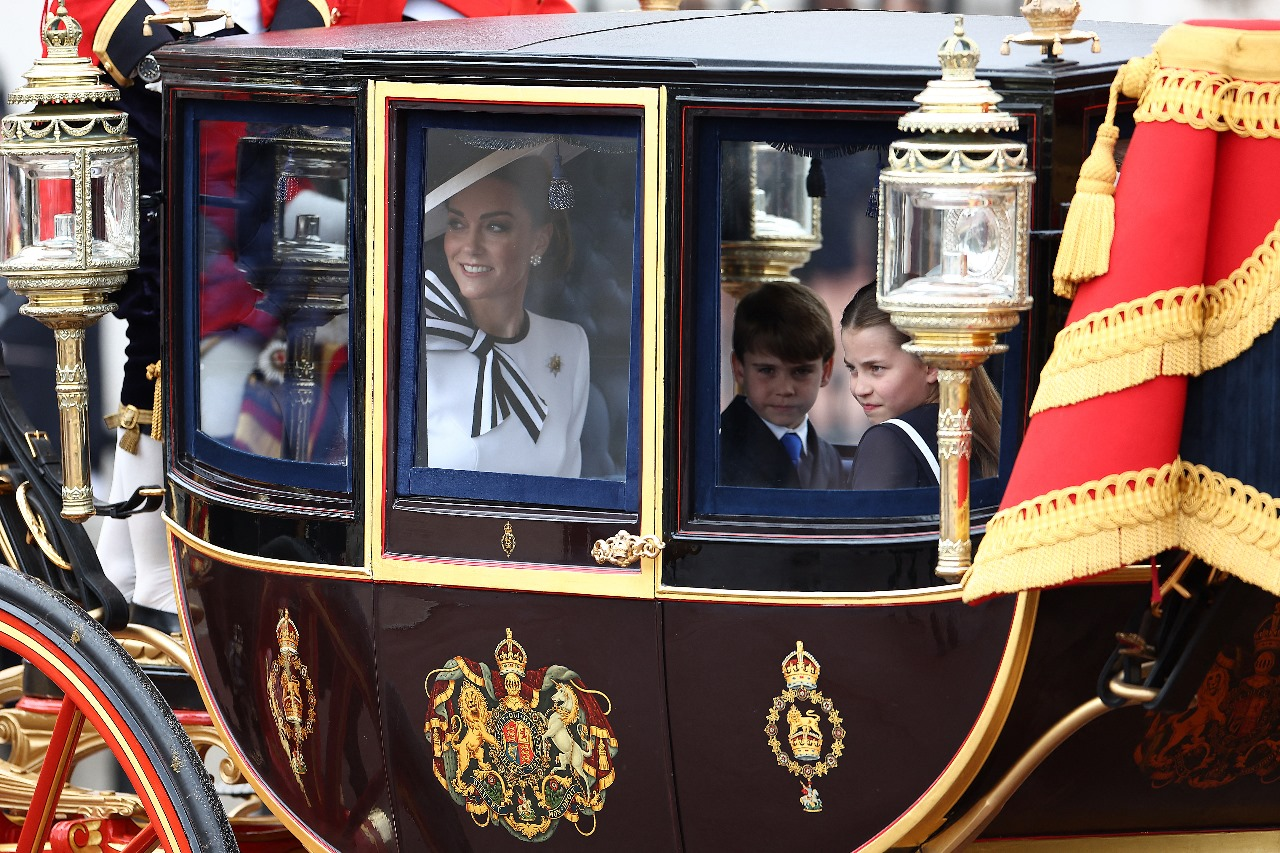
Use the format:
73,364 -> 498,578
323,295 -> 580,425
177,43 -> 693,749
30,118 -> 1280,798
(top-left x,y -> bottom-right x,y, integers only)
2,3 -> 1279,851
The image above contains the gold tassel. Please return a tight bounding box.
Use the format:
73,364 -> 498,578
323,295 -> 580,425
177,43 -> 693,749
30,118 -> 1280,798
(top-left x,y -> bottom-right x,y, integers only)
1052,54 -> 1158,300
146,362 -> 162,441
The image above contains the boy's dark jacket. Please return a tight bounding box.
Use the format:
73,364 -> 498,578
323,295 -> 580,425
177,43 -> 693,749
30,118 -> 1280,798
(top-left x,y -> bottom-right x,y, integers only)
718,396 -> 844,489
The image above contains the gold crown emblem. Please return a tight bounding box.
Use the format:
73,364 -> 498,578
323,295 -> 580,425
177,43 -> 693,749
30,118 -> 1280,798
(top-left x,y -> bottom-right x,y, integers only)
1255,605 -> 1280,653
276,609 -> 300,657
1019,0 -> 1082,37
787,705 -> 824,761
782,641 -> 820,690
938,16 -> 981,81
494,628 -> 528,677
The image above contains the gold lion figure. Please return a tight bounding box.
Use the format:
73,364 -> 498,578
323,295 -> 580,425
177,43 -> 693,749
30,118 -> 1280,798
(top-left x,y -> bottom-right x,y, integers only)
456,682 -> 499,778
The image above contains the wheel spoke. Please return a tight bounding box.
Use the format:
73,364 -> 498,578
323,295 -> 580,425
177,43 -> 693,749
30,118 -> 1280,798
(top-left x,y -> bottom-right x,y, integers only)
120,822 -> 160,853
17,695 -> 85,853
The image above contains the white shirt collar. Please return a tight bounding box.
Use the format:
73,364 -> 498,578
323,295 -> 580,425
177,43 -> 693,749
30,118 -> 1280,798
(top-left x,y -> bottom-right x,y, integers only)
759,413 -> 810,456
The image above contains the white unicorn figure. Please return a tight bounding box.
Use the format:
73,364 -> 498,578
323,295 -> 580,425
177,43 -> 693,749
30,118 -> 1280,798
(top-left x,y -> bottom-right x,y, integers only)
544,681 -> 592,792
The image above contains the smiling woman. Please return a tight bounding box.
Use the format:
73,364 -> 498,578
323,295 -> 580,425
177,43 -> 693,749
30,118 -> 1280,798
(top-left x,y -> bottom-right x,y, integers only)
421,157 -> 589,477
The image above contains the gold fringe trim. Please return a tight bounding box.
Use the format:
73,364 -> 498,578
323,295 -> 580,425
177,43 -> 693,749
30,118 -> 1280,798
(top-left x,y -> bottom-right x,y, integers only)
964,462 -> 1181,600
1030,286 -> 1203,414
964,460 -> 1280,601
1136,68 -> 1280,139
1032,219 -> 1280,413
1050,36 -> 1280,301
1202,222 -> 1280,370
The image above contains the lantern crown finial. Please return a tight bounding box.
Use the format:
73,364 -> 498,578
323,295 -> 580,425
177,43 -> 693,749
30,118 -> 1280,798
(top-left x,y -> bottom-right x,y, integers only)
43,3 -> 84,57
7,5 -> 118,112
938,15 -> 980,82
898,17 -> 1018,135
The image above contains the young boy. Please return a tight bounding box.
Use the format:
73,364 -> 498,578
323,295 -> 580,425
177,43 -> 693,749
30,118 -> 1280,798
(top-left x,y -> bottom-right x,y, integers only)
719,282 -> 844,489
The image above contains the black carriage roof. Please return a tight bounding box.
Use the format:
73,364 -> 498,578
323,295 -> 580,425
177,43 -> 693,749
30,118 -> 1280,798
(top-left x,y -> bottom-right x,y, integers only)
157,11 -> 1165,84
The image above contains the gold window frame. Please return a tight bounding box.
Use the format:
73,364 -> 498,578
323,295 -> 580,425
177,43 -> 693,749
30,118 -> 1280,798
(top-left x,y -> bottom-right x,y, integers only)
366,82 -> 667,600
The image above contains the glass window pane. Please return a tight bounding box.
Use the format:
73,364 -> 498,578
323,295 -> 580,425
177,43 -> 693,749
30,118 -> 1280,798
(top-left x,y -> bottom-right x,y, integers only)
193,119 -> 352,469
404,120 -> 641,510
90,151 -> 136,263
695,123 -> 1013,524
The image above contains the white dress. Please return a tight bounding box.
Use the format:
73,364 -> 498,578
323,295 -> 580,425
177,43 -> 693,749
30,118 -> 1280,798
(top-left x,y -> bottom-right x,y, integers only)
424,311 -> 589,478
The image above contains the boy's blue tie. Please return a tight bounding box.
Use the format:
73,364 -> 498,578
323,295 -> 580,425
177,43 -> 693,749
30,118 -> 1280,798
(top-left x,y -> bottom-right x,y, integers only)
781,431 -> 803,467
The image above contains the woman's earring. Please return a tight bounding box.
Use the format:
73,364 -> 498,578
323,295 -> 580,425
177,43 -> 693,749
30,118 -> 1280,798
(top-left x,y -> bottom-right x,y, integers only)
530,254 -> 543,267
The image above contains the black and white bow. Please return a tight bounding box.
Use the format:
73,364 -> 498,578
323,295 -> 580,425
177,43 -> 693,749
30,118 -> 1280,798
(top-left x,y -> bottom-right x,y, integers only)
422,270 -> 547,442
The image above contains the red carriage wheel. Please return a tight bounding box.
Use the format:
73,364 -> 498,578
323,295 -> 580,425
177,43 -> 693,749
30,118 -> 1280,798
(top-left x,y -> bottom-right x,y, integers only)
0,569 -> 236,853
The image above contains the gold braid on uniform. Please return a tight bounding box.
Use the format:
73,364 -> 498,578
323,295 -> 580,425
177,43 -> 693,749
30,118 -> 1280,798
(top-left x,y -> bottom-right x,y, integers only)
104,405 -> 154,455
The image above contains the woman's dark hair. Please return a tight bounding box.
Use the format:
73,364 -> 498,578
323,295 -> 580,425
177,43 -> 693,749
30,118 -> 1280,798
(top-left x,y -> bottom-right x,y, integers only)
487,157 -> 574,278
841,284 -> 1002,478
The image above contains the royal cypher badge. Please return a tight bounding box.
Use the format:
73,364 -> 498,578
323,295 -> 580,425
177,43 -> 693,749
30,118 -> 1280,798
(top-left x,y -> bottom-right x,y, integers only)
266,609 -> 316,796
765,640 -> 845,812
425,628 -> 619,841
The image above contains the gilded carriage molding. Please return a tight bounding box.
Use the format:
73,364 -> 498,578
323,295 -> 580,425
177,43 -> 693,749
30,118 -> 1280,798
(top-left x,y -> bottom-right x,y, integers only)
366,81 -> 666,600
165,516 -> 371,580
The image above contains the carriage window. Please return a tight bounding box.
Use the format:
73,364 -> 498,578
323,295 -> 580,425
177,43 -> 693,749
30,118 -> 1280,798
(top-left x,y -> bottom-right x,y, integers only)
398,116 -> 642,510
694,121 -> 1016,521
184,103 -> 354,492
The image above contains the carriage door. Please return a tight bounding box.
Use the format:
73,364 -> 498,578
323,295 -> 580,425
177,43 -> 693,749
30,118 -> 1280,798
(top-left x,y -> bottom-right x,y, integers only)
365,83 -> 681,849
656,105 -> 1031,852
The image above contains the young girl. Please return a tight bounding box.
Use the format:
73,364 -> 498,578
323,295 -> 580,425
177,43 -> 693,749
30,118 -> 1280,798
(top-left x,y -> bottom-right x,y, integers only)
840,285 -> 1001,489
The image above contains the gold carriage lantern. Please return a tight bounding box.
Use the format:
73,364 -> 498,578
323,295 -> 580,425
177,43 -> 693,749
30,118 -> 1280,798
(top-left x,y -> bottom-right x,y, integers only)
0,4 -> 139,522
242,132 -> 351,461
876,16 -> 1033,582
720,141 -> 821,300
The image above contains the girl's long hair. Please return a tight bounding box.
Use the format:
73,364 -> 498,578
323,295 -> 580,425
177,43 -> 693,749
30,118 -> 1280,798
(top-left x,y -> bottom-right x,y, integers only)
841,286 -> 1002,478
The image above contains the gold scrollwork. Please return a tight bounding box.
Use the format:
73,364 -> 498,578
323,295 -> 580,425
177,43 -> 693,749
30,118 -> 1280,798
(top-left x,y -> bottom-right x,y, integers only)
14,482 -> 71,570
590,531 -> 665,567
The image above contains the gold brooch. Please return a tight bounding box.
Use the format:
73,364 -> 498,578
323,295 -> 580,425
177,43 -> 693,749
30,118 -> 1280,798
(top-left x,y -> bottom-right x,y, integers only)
548,355 -> 562,376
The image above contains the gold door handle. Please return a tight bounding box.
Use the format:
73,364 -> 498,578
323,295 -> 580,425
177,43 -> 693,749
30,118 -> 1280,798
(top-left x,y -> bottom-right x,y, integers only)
591,531 -> 665,567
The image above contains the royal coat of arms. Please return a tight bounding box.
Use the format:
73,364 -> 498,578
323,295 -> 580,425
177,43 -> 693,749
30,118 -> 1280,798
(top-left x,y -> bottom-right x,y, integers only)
1136,602 -> 1280,788
425,628 -> 619,841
